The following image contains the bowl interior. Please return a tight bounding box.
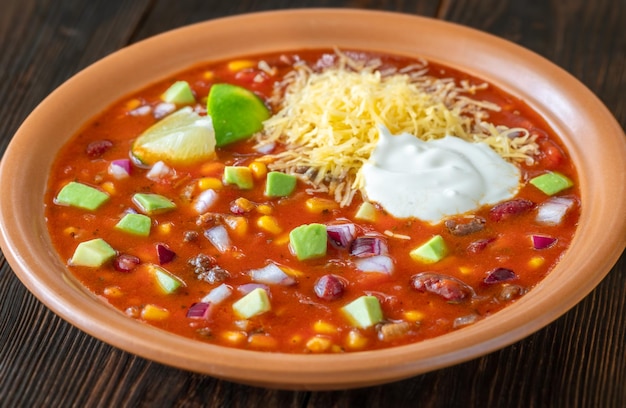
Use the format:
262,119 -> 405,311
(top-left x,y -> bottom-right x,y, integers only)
1,9 -> 625,390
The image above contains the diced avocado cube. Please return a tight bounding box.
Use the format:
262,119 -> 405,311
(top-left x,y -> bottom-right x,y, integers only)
341,295 -> 383,329
115,213 -> 151,236
289,223 -> 327,260
529,171 -> 574,195
161,80 -> 196,105
55,181 -> 109,211
132,193 -> 176,215
150,264 -> 184,294
70,238 -> 116,267
223,166 -> 253,189
265,171 -> 297,197
354,201 -> 377,222
232,287 -> 271,319
410,235 -> 448,264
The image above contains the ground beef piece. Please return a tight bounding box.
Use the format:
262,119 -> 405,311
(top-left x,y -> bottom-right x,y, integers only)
444,216 -> 486,236
188,254 -> 230,284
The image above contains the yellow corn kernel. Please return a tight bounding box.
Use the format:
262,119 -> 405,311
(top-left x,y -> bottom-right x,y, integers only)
203,70 -> 215,80
228,60 -> 255,71
529,256 -> 545,268
280,265 -> 304,278
458,266 -> 472,275
248,333 -> 278,349
222,331 -> 246,345
273,233 -> 291,246
63,226 -> 80,237
197,177 -> 223,190
223,216 -> 248,237
141,304 -> 170,321
290,334 -> 303,345
233,197 -> 255,212
158,222 -> 172,235
125,98 -> 141,110
200,161 -> 225,176
313,320 -> 337,334
248,161 -> 267,180
103,286 -> 122,298
257,215 -> 282,234
256,204 -> 272,215
404,310 -> 425,322
331,345 -> 343,353
346,330 -> 368,350
306,336 -> 332,353
101,181 -> 115,195
305,197 -> 339,213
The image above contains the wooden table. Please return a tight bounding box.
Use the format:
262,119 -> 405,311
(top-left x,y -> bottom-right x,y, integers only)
1,1 -> 624,406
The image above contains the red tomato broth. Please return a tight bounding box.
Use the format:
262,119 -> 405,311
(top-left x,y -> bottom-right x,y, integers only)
44,49 -> 580,353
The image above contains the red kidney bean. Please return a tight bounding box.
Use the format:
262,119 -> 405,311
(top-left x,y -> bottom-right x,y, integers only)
484,268 -> 517,284
489,199 -> 535,221
114,254 -> 140,272
410,273 -> 474,303
85,139 -> 113,158
467,237 -> 496,254
314,274 -> 346,300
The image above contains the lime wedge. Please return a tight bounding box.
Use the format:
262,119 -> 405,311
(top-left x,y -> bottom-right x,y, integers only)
131,107 -> 216,166
207,83 -> 270,147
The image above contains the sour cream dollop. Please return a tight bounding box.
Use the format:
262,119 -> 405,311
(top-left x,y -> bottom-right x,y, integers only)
361,127 -> 521,223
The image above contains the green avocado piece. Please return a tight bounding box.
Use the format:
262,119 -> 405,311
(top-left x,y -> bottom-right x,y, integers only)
354,201 -> 377,222
289,223 -> 327,260
265,171 -> 297,197
161,80 -> 196,105
223,166 -> 254,189
341,295 -> 383,329
132,193 -> 176,215
115,213 -> 151,236
55,181 -> 109,211
149,264 -> 184,294
232,287 -> 271,319
70,238 -> 116,267
410,235 -> 448,264
529,171 -> 574,195
207,83 -> 270,147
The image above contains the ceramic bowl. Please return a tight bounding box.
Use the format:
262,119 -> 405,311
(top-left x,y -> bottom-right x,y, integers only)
1,9 -> 625,390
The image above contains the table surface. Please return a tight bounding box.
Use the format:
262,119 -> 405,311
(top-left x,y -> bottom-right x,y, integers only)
1,0 -> 625,406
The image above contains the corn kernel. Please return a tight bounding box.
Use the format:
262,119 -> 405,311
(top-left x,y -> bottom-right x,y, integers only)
203,70 -> 215,80
233,197 -> 255,212
63,226 -> 80,237
257,215 -> 282,234
281,265 -> 304,278
305,197 -> 339,213
141,304 -> 170,321
346,330 -> 368,350
331,345 -> 343,353
313,320 -> 337,334
256,204 -> 272,215
125,98 -> 141,110
404,310 -> 425,322
248,161 -> 267,180
158,222 -> 172,234
273,233 -> 291,246
306,336 -> 332,353
248,333 -> 278,349
197,177 -> 223,190
101,181 -> 115,195
458,266 -> 472,275
103,286 -> 122,297
222,331 -> 246,345
223,216 -> 248,236
529,256 -> 545,268
290,334 -> 303,345
354,201 -> 377,222
200,161 -> 225,176
228,60 -> 255,71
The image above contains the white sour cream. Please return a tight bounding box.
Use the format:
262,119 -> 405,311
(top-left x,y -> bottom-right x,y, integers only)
361,126 -> 520,223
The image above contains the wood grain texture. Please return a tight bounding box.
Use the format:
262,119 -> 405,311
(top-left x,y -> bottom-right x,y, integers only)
0,0 -> 624,406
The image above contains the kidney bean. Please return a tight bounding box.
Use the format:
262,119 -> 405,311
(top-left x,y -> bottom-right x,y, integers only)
85,139 -> 113,158
114,254 -> 140,272
489,198 -> 535,221
314,274 -> 346,300
484,267 -> 517,284
467,237 -> 496,254
499,284 -> 528,301
410,273 -> 474,303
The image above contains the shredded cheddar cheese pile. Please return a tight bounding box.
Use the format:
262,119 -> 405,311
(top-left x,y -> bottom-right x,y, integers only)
256,51 -> 538,206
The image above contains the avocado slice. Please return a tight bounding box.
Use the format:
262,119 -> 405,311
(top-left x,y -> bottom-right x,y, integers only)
70,238 -> 116,267
354,201 -> 377,222
289,223 -> 327,260
232,287 -> 271,319
207,83 -> 270,147
265,171 -> 297,197
341,295 -> 383,329
223,166 -> 254,189
149,264 -> 184,294
132,193 -> 176,215
161,80 -> 196,105
410,235 -> 448,264
55,181 -> 109,211
115,213 -> 151,236
529,171 -> 574,195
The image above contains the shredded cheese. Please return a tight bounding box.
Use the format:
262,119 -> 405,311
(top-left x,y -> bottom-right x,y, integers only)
256,50 -> 538,206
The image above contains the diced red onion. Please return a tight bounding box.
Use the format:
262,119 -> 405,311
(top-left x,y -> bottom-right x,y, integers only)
201,283 -> 232,304
350,236 -> 388,257
156,243 -> 176,264
108,159 -> 131,179
354,255 -> 394,274
113,254 -> 140,272
237,283 -> 269,295
193,189 -> 218,214
249,263 -> 295,285
129,105 -> 152,116
204,225 -> 232,253
254,142 -> 275,154
314,274 -> 346,300
536,196 -> 575,225
484,267 -> 517,284
153,102 -> 176,119
532,234 -> 557,249
147,161 -> 174,181
326,223 -> 357,248
186,302 -> 211,319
